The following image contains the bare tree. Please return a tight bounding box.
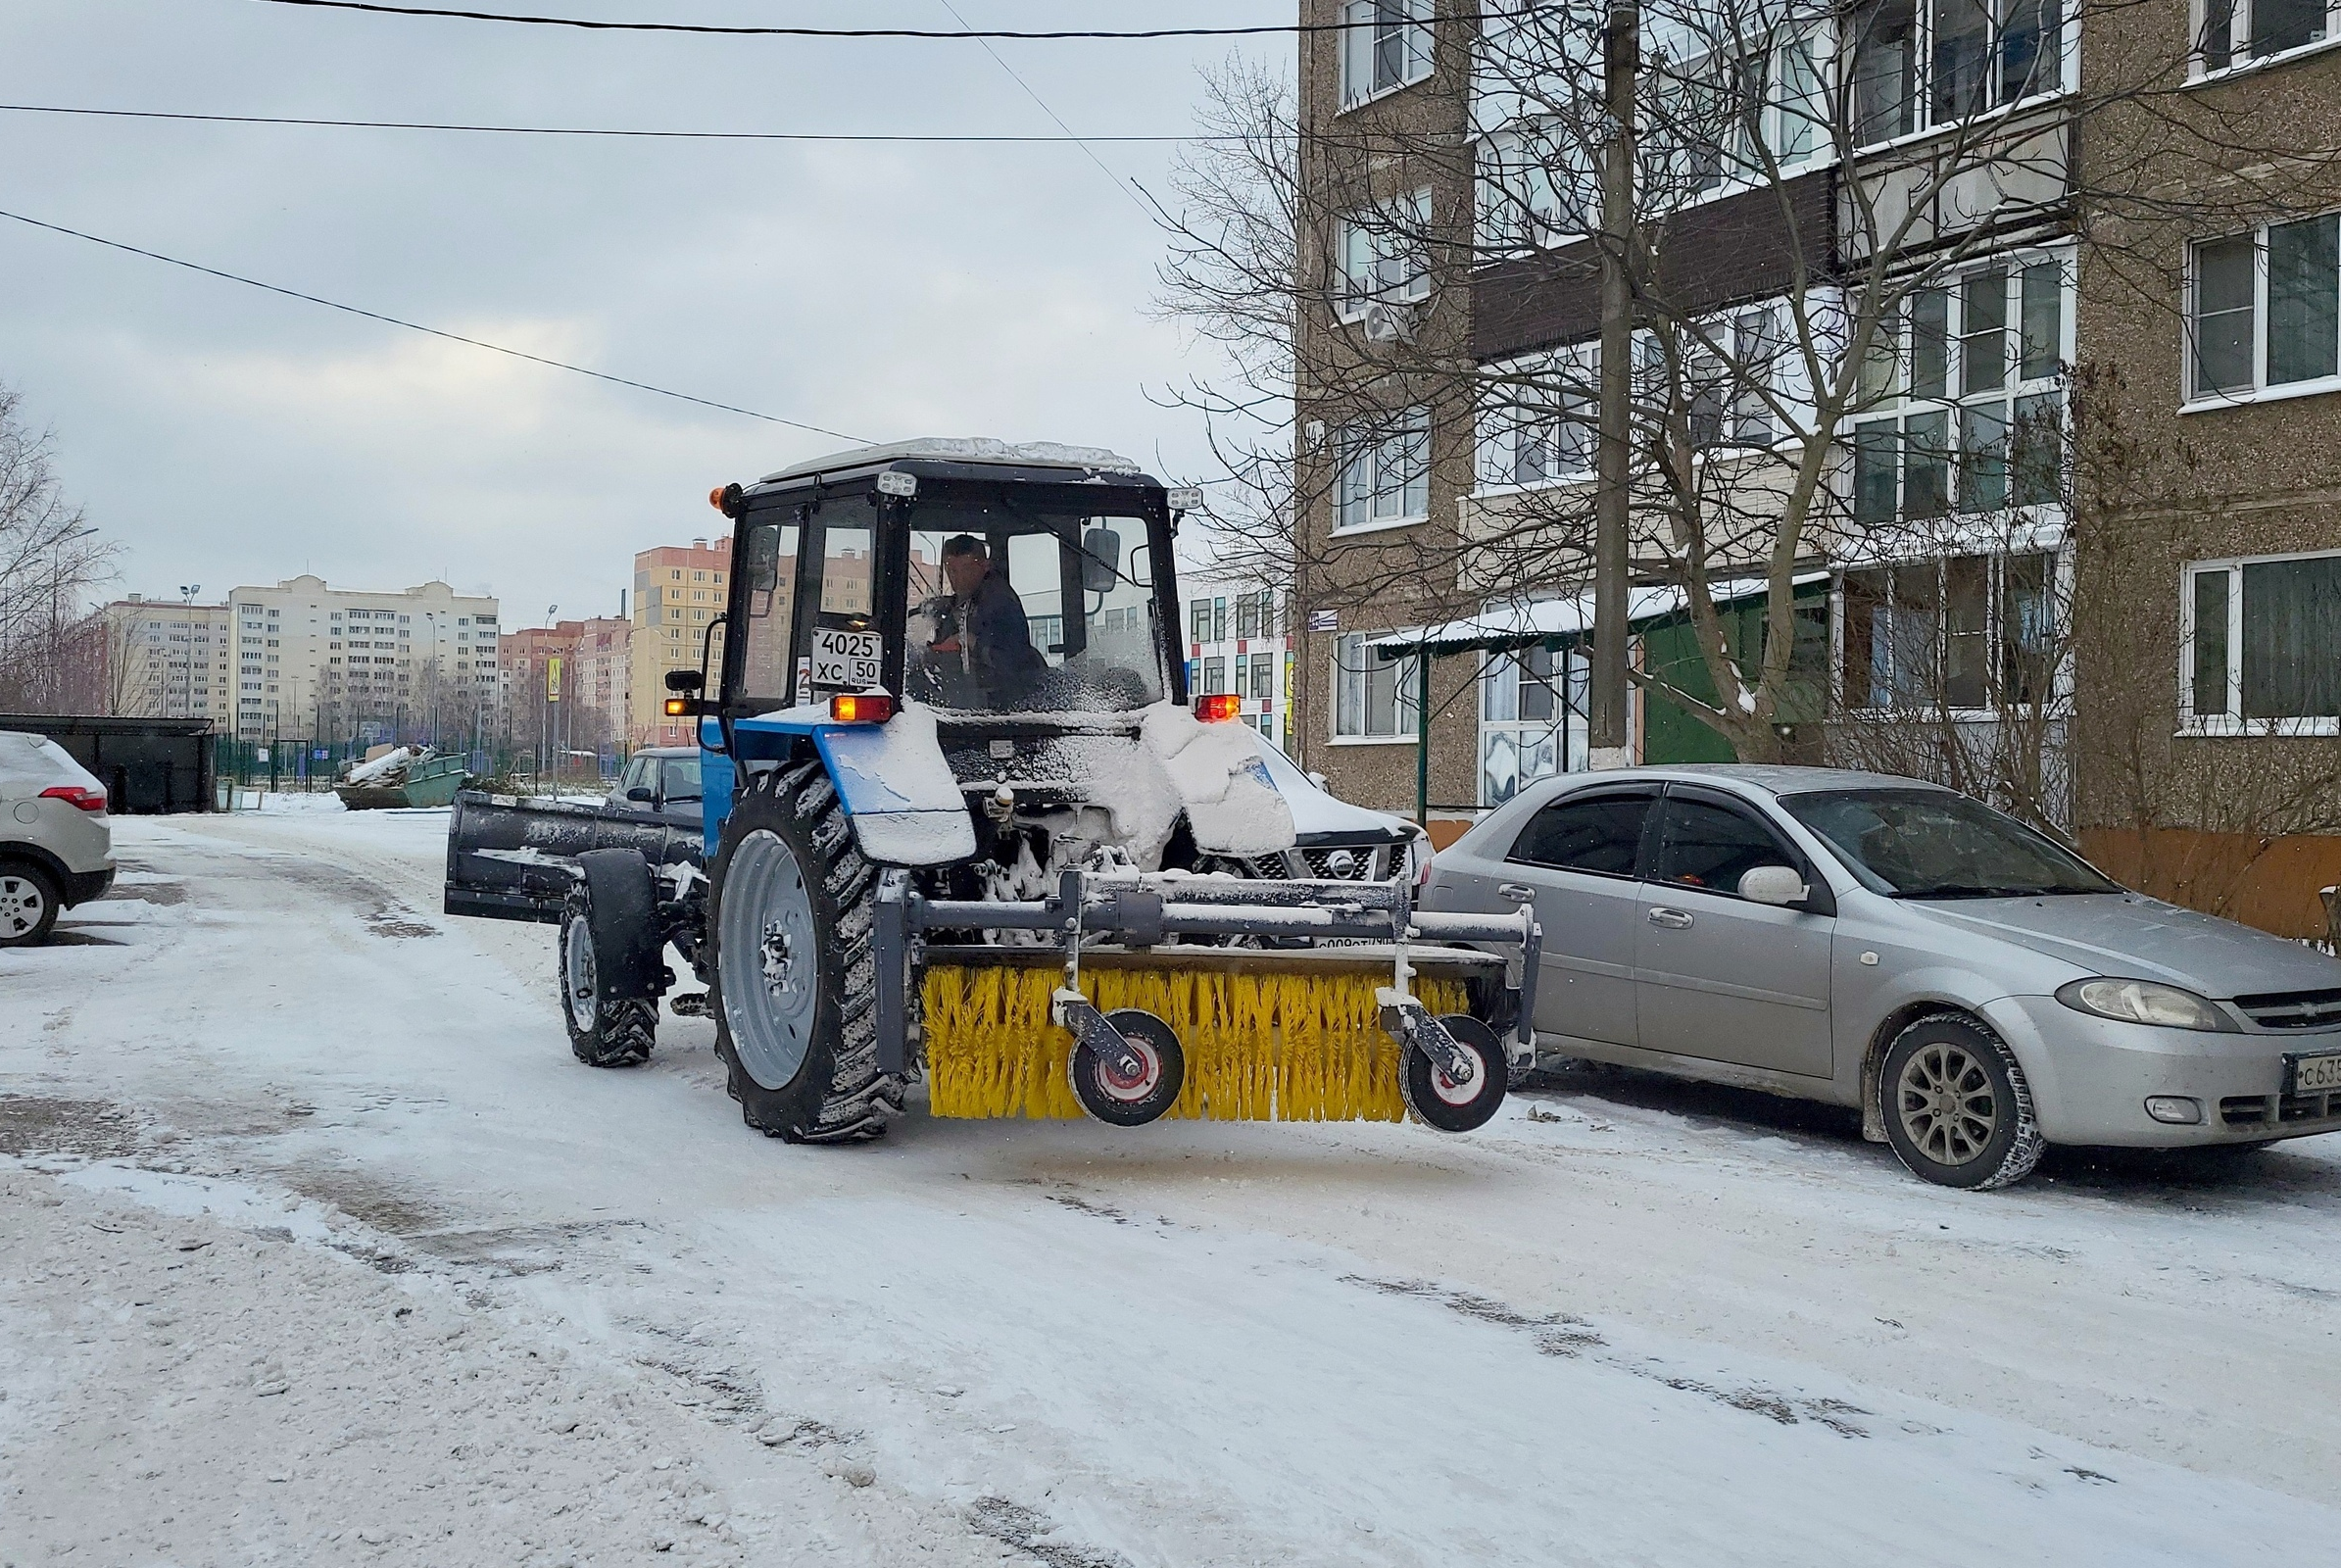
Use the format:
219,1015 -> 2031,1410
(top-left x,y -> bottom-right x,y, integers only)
0,384 -> 116,712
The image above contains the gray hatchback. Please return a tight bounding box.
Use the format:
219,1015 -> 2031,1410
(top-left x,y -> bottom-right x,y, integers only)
1425,765 -> 2341,1189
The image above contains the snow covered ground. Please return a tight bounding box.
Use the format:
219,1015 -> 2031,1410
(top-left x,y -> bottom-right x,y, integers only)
5,807 -> 2340,1566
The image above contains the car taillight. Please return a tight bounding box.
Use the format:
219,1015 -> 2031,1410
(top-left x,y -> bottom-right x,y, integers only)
1195,694 -> 1241,723
829,693 -> 894,724
40,785 -> 106,812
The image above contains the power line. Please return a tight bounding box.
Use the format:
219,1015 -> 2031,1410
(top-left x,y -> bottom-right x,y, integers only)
257,0 -> 1364,39
0,102 -> 1213,143
936,0 -> 1149,216
0,206 -> 866,443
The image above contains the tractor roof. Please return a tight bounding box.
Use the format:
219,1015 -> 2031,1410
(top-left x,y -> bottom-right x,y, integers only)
757,437 -> 1146,487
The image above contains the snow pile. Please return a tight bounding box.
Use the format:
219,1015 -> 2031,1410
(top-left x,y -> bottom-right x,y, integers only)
763,438 -> 1140,483
1140,703 -> 1295,858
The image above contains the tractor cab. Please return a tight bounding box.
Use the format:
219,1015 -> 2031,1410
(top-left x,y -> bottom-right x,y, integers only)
711,439 -> 1184,733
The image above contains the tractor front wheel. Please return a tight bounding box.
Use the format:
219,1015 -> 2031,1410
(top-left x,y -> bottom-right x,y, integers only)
708,760 -> 902,1144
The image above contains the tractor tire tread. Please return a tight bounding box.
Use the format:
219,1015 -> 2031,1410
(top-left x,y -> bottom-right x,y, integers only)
713,764 -> 901,1145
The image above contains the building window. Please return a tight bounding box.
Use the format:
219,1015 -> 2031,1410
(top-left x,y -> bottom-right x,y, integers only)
1340,0 -> 1433,108
1336,188 -> 1431,319
1235,593 -> 1262,641
1841,552 -> 2058,711
1657,24 -> 1833,198
1200,655 -> 1228,695
1850,0 -> 2066,146
2196,0 -> 2334,73
1852,255 -> 2069,527
1250,652 -> 1278,699
1334,633 -> 1418,738
2188,214 -> 2341,403
2183,552 -> 2341,729
1481,643 -> 1586,805
1335,408 -> 1432,531
1476,124 -> 1594,253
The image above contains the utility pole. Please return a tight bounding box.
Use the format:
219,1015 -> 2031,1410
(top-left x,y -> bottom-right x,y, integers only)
1589,2 -> 1638,770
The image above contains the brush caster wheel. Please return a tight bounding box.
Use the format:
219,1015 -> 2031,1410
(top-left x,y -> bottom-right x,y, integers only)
1070,1010 -> 1186,1127
1402,1015 -> 1507,1133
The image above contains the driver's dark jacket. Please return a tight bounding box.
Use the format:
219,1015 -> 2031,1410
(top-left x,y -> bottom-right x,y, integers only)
951,568 -> 1049,705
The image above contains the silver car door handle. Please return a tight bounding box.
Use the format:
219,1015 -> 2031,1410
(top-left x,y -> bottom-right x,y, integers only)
1646,907 -> 1694,929
1498,882 -> 1537,904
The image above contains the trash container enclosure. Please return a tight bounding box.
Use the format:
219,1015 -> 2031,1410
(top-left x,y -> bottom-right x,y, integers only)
0,714 -> 219,813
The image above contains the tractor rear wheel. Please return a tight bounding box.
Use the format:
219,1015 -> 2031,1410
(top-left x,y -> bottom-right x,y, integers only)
708,760 -> 902,1144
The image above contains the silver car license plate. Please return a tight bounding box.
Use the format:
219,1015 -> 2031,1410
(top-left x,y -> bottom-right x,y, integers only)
2288,1052 -> 2341,1095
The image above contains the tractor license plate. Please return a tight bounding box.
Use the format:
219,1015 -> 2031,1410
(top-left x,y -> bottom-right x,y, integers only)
2288,1051 -> 2341,1095
811,627 -> 883,689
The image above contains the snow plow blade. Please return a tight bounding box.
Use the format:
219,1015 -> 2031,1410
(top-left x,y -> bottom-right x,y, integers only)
881,868 -> 1539,1128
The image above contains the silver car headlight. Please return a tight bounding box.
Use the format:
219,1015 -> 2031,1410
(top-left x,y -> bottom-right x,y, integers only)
2055,978 -> 2233,1032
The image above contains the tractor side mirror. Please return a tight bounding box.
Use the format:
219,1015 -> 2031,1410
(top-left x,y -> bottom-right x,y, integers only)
1081,526 -> 1122,594
664,669 -> 705,693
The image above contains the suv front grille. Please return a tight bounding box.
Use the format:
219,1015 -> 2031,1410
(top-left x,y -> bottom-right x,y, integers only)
2231,988 -> 2341,1029
1302,846 -> 1383,881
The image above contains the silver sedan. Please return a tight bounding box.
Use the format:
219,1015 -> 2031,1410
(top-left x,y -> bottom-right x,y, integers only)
1424,765 -> 2341,1189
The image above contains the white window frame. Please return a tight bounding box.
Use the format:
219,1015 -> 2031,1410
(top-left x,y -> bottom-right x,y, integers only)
1850,248 -> 2073,533
1340,0 -> 1435,111
1476,344 -> 1597,494
1473,123 -> 1593,254
2189,0 -> 2340,79
1332,632 -> 1420,742
1848,0 -> 2074,152
1657,23 -> 1837,203
1336,187 -> 1433,321
2182,210 -> 2341,411
1334,408 -> 1434,533
2178,548 -> 2341,736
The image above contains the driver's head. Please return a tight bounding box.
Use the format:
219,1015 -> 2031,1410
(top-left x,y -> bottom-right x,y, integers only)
940,534 -> 989,597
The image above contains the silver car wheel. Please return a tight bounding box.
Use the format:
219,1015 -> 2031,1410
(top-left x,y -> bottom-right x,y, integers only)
562,912 -> 599,1032
1895,1041 -> 1999,1167
719,827 -> 820,1092
0,873 -> 47,940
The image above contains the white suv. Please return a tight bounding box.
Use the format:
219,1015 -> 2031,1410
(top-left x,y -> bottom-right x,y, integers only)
0,730 -> 116,946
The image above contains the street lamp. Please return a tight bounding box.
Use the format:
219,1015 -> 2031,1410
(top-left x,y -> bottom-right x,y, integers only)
175,585 -> 202,718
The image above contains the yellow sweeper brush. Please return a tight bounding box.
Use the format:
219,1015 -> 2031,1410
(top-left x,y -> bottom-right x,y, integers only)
879,865 -> 1541,1135
923,957 -> 1472,1123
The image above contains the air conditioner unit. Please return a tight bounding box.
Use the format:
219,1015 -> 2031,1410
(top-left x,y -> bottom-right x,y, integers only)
1360,300 -> 1417,344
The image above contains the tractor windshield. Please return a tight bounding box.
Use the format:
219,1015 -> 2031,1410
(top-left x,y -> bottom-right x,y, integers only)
903,502 -> 1167,714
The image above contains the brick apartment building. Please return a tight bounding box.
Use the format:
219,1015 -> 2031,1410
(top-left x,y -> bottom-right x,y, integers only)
1287,0 -> 2341,930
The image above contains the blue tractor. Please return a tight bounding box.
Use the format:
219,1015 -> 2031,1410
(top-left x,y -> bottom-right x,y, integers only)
446,440 -> 1538,1144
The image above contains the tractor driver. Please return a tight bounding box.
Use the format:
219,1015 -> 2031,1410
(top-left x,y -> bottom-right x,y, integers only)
920,534 -> 1048,708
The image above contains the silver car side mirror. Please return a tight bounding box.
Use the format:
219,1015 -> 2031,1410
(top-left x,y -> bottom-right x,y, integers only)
1737,864 -> 1809,907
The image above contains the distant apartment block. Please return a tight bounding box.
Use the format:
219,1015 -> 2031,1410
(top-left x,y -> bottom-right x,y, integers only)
221,577 -> 499,743
101,596 -> 235,724
1184,583 -> 1292,751
631,537 -> 730,747
500,616 -> 631,747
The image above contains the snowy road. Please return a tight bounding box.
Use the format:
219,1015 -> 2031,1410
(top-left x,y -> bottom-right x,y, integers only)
6,806 -> 2341,1566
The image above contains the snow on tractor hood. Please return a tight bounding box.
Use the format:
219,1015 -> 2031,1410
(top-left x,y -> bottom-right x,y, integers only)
808,699 -> 1410,869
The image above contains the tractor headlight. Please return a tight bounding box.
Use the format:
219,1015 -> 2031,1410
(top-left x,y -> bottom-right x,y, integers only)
2056,978 -> 2233,1032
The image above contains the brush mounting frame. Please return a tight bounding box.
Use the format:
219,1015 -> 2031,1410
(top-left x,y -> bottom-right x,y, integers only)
869,864 -> 1541,1079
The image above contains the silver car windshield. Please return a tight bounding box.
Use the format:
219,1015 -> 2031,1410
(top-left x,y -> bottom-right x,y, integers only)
1780,789 -> 2119,899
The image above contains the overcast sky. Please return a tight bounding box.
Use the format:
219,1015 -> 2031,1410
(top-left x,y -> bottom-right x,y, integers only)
3,0 -> 1279,624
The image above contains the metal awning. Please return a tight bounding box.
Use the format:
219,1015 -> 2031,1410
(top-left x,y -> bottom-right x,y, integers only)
1367,572 -> 1829,657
